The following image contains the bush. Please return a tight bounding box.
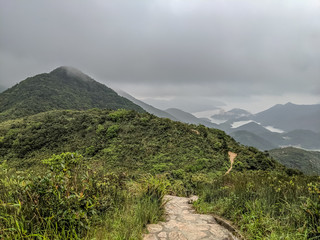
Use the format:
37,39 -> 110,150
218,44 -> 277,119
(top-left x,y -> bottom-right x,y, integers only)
106,124 -> 120,139
194,171 -> 319,239
302,182 -> 320,238
108,109 -> 132,122
0,153 -> 168,239
0,153 -> 127,239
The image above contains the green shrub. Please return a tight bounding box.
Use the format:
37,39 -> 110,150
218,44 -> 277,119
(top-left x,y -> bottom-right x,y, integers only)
0,153 -> 128,239
85,145 -> 97,156
194,172 -> 319,239
302,182 -> 320,238
108,109 -> 132,122
106,124 -> 120,139
95,124 -> 105,134
0,153 -> 168,239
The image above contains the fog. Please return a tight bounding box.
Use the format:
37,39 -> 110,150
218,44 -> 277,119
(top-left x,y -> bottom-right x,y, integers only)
1,0 -> 319,112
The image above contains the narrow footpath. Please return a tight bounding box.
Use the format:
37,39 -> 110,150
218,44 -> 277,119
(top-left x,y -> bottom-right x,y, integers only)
143,195 -> 239,240
225,152 -> 237,175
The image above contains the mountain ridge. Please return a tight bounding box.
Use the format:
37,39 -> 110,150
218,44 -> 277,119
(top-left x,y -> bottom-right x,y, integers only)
253,102 -> 320,132
117,90 -> 177,121
230,130 -> 277,150
215,102 -> 320,150
165,108 -> 219,128
0,66 -> 144,122
211,108 -> 252,121
0,108 -> 281,173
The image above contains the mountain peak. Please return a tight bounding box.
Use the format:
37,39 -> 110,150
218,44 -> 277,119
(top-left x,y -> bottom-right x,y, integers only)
50,66 -> 93,82
284,102 -> 294,106
0,67 -> 145,121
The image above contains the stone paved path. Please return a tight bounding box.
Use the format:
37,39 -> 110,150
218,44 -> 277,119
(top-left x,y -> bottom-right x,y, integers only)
143,195 -> 238,240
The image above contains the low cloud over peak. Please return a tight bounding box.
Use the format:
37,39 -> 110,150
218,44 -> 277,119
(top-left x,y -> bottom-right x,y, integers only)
1,0 -> 319,112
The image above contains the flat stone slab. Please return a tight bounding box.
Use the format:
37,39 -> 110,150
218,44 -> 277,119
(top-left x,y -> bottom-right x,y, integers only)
143,195 -> 238,240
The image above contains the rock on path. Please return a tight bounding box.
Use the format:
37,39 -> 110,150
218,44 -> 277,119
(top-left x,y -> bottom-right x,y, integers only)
143,195 -> 238,240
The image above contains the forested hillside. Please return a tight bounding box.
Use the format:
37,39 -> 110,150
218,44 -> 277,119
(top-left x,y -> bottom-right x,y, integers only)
269,147 -> 320,175
0,109 -> 319,239
0,109 -> 278,174
0,67 -> 144,122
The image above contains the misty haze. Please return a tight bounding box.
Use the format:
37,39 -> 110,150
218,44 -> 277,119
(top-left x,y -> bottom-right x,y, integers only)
0,1 -> 319,239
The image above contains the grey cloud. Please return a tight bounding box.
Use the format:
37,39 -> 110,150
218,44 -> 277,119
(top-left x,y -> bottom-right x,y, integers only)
0,0 -> 319,110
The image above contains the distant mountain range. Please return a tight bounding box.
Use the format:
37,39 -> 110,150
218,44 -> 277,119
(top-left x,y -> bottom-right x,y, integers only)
0,67 -> 283,176
117,91 -> 177,121
211,108 -> 252,121
230,130 -> 277,150
1,66 -> 319,153
1,66 -> 319,177
0,66 -> 144,122
117,91 -> 219,128
212,103 -> 320,151
164,108 -> 219,128
253,102 -> 320,132
269,147 -> 320,175
230,127 -> 320,151
125,95 -> 320,151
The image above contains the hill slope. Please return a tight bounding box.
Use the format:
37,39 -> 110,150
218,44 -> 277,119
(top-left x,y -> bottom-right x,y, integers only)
282,130 -> 320,150
0,109 -> 315,240
253,102 -> 320,132
117,90 -> 177,121
0,109 -> 280,173
0,67 -> 144,122
230,130 -> 277,150
165,108 -> 219,128
231,121 -> 272,135
269,147 -> 320,175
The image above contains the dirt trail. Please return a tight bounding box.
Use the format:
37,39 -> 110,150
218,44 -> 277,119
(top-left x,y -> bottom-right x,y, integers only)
143,195 -> 238,240
225,152 -> 237,175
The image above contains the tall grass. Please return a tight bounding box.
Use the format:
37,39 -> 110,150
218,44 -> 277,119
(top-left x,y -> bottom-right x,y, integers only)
2,151 -> 319,239
194,171 -> 320,239
94,175 -> 168,240
0,153 -> 167,239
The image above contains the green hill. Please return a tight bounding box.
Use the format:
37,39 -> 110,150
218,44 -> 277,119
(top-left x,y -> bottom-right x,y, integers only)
0,71 -> 318,239
0,109 -> 318,239
0,109 -> 279,174
230,130 -> 277,150
0,66 -> 144,122
269,147 -> 320,175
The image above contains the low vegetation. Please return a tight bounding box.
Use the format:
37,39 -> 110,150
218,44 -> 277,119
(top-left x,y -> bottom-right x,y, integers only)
0,153 -> 167,239
269,147 -> 320,175
0,109 -> 319,239
194,172 -> 320,239
0,67 -> 144,122
0,109 -> 280,174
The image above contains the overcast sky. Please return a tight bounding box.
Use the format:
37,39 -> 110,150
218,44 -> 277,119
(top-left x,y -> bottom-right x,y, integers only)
1,0 -> 319,113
